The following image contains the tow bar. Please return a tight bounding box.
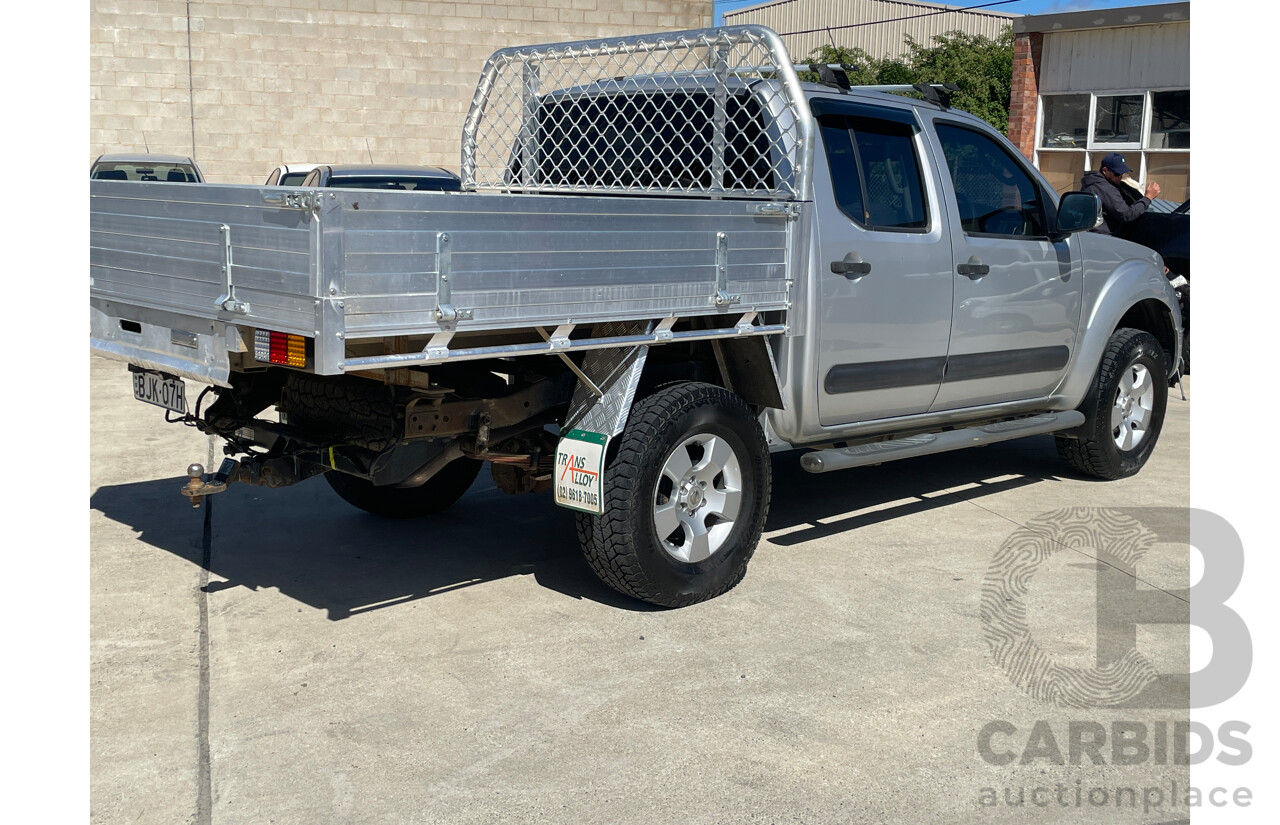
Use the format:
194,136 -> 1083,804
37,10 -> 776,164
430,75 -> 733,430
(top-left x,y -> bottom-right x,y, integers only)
180,453 -> 330,507
181,459 -> 238,509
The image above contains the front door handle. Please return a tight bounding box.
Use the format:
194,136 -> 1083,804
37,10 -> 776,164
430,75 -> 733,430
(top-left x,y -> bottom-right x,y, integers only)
831,253 -> 872,278
957,258 -> 990,278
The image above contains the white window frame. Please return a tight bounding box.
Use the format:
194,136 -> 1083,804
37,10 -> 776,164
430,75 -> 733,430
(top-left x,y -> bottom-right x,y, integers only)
1033,88 -> 1190,190
1145,87 -> 1191,153
1035,92 -> 1089,152
1087,89 -> 1146,152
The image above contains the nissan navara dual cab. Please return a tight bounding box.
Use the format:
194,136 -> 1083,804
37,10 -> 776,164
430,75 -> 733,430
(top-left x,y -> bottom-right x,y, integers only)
88,26 -> 1181,608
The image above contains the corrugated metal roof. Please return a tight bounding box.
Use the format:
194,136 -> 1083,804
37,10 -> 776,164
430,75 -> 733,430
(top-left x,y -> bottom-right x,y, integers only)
1040,22 -> 1189,93
724,0 -> 1018,61
1013,1 -> 1188,35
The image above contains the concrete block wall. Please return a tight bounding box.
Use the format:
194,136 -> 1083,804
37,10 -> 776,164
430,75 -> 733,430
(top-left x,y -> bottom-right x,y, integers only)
91,0 -> 712,183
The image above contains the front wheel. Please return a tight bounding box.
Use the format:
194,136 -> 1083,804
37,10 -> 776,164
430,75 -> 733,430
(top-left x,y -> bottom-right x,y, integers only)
1056,328 -> 1169,480
576,382 -> 771,608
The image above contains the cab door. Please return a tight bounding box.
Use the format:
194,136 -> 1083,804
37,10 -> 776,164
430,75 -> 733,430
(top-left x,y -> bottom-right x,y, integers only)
812,98 -> 955,426
925,117 -> 1082,410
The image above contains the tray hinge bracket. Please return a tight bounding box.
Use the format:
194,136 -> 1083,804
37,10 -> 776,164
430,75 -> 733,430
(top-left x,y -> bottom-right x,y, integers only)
215,224 -> 250,314
432,232 -> 473,324
712,232 -> 741,307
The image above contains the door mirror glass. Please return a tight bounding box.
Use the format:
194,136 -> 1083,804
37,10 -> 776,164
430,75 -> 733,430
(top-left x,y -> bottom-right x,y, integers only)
1056,192 -> 1100,235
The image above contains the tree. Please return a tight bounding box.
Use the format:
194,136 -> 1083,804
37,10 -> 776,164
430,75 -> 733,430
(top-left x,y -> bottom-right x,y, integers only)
797,44 -> 898,87
803,28 -> 1014,133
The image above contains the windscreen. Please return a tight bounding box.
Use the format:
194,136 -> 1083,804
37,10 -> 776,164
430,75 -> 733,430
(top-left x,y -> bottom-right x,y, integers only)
91,162 -> 199,182
324,177 -> 462,191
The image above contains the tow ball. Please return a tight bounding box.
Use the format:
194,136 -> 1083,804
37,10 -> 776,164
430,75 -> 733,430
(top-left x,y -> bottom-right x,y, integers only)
180,459 -> 238,509
180,454 -> 322,507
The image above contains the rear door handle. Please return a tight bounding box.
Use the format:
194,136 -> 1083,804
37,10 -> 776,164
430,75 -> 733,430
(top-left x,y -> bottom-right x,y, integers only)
956,258 -> 990,278
831,253 -> 872,278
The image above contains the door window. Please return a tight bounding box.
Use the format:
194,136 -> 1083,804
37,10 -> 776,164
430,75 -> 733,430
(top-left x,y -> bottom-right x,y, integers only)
814,103 -> 929,232
935,122 -> 1047,238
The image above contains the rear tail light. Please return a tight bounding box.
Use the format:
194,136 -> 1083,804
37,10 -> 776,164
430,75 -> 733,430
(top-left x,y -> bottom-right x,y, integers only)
253,329 -> 307,367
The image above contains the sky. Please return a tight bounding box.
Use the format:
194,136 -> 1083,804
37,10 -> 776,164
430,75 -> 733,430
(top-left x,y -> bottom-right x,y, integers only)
714,0 -> 1179,25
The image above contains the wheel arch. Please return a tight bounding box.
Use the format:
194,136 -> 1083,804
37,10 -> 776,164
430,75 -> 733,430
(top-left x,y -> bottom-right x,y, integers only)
636,337 -> 784,411
566,334 -> 785,448
1115,298 -> 1178,368
1055,261 -> 1183,407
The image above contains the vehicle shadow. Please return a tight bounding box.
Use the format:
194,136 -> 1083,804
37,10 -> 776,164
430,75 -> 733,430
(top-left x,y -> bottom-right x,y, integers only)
90,435 -> 1068,619
90,472 -> 652,616
764,434 -> 1064,546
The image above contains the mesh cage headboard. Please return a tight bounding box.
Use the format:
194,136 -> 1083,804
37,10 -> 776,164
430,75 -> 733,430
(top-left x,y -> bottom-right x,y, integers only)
461,26 -> 811,200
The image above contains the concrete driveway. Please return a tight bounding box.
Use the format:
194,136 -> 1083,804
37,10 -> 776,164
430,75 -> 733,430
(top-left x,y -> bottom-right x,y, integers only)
91,354 -> 1191,824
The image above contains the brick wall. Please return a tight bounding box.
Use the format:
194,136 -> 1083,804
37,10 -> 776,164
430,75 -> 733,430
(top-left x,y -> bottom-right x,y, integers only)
1006,31 -> 1042,162
90,0 -> 712,183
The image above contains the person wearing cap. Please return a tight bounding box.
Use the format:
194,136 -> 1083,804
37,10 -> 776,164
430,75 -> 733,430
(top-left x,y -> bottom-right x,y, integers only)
1078,153 -> 1161,236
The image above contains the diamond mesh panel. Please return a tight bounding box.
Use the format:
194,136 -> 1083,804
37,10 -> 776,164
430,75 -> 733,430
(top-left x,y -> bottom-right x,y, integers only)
462,27 -> 807,199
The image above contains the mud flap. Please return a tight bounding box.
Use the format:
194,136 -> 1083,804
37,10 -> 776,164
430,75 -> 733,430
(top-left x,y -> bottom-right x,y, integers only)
553,322 -> 650,513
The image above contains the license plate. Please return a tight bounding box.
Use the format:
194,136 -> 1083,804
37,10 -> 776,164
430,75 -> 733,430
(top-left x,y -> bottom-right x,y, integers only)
132,370 -> 187,414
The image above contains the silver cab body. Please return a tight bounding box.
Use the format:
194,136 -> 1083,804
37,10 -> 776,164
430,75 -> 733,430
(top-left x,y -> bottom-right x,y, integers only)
764,84 -> 1178,447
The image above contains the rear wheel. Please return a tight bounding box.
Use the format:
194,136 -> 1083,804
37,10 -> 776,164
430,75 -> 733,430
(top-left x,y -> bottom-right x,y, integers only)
325,457 -> 482,518
1056,328 -> 1168,480
576,382 -> 771,607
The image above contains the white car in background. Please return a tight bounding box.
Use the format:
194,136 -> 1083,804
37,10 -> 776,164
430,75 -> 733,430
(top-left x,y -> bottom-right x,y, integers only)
90,153 -> 205,182
264,163 -> 319,186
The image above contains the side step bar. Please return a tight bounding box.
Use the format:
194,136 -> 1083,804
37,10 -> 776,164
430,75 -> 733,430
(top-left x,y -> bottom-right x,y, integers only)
799,411 -> 1085,474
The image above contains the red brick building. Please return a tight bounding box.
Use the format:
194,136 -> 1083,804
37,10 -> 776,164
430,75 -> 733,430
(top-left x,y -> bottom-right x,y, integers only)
1008,2 -> 1189,200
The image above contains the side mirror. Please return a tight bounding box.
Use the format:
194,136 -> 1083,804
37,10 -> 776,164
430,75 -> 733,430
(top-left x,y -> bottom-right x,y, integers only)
1054,191 -> 1102,238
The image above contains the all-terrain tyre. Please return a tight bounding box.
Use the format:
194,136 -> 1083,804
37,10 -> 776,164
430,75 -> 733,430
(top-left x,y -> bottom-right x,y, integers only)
576,382 -> 771,608
325,457 -> 483,518
1056,328 -> 1169,480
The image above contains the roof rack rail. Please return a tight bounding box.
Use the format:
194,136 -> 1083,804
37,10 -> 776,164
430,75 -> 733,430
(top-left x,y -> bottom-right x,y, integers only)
787,67 -> 962,108
804,63 -> 858,91
854,82 -> 962,108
